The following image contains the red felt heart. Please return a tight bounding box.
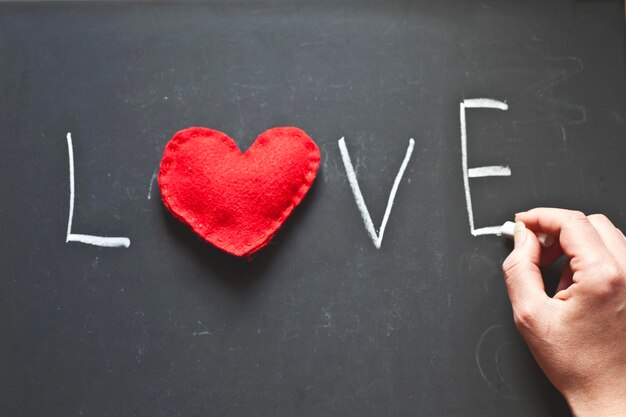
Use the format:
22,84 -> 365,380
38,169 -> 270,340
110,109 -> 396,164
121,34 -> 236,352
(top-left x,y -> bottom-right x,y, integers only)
158,127 -> 320,256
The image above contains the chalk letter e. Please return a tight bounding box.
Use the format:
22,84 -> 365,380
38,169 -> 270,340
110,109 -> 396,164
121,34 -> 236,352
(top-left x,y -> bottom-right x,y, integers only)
65,132 -> 130,248
460,99 -> 510,236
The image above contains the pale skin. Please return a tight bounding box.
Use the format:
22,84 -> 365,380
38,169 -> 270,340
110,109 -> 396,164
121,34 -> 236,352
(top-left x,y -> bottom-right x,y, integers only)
502,208 -> 626,417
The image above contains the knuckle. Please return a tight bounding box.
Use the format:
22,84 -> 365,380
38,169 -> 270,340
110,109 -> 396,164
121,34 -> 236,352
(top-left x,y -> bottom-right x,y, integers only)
587,213 -> 608,223
502,253 -> 522,277
568,210 -> 587,221
592,261 -> 626,295
502,251 -> 534,278
604,262 -> 625,290
562,211 -> 590,232
513,305 -> 537,331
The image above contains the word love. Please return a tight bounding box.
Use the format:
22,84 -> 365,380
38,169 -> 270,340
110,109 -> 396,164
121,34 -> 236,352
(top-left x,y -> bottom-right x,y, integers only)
64,98 -> 509,253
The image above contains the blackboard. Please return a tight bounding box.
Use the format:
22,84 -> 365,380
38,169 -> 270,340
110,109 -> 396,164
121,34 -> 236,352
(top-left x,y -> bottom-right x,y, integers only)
1,1 -> 624,416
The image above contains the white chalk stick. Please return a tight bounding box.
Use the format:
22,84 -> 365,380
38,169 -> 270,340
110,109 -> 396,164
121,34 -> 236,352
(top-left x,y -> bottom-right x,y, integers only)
499,221 -> 555,248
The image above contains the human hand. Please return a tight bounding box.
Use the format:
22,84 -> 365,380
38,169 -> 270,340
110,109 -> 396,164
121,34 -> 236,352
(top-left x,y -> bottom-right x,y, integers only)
502,208 -> 626,417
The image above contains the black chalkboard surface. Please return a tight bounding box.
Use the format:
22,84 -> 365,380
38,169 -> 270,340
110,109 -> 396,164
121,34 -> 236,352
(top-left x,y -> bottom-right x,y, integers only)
1,1 -> 624,416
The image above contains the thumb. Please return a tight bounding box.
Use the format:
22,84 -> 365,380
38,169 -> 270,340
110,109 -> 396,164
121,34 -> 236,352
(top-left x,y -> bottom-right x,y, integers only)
502,222 -> 549,322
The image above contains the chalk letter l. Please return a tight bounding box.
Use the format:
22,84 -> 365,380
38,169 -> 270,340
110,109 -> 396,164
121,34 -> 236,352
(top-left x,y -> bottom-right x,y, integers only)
65,132 -> 130,248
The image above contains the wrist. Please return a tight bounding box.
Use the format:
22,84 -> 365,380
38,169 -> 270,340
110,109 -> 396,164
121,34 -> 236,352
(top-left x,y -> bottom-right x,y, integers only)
565,388 -> 626,417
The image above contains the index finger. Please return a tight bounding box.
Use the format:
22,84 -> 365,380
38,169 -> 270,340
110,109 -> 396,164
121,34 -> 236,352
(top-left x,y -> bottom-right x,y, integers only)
516,208 -> 608,263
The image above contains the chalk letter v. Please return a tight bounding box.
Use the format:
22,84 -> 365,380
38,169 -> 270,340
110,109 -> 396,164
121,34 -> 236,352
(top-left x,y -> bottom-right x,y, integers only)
338,137 -> 415,249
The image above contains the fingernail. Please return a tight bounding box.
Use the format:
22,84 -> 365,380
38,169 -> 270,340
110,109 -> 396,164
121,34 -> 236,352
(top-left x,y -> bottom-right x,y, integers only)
514,221 -> 527,246
515,211 -> 526,217
538,233 -> 555,248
